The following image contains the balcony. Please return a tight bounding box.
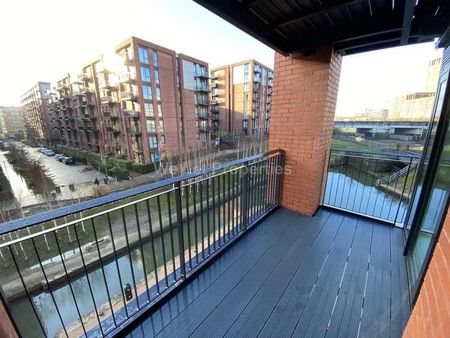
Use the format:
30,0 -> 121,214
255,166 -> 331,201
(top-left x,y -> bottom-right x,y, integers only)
211,89 -> 219,97
127,127 -> 142,135
210,105 -> 219,113
0,145 -> 412,338
195,84 -> 210,93
100,96 -> 118,104
254,64 -> 262,73
77,73 -> 91,82
211,112 -> 219,121
198,124 -> 209,132
123,110 -> 140,119
118,72 -> 136,83
120,91 -> 139,102
196,111 -> 209,119
195,68 -> 209,78
254,76 -> 262,83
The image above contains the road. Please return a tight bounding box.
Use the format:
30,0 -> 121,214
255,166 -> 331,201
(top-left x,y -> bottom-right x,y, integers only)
22,145 -> 104,186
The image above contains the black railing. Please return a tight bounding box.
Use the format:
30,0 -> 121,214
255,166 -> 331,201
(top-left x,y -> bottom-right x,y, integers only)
0,150 -> 284,338
323,149 -> 420,225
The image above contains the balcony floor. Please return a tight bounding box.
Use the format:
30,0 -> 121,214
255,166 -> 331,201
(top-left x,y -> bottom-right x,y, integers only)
125,208 -> 410,338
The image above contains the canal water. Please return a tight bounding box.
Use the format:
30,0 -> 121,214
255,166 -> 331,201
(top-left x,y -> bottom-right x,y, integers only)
323,166 -> 410,223
0,150 -> 43,207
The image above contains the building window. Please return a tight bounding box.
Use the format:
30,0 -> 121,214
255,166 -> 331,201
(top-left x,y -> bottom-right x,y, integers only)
138,47 -> 149,64
144,103 -> 154,117
152,51 -> 158,67
143,85 -> 152,100
155,70 -> 160,84
157,104 -> 163,117
141,67 -> 151,82
159,120 -> 165,133
156,87 -> 161,101
160,135 -> 165,144
149,136 -> 158,149
147,119 -> 156,133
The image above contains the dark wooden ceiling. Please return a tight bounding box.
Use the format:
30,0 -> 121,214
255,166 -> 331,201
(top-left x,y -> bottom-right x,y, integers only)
193,0 -> 450,55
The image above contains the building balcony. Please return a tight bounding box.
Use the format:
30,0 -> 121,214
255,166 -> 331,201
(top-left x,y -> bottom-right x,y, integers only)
195,69 -> 209,78
210,81 -> 218,88
123,110 -> 140,119
198,124 -> 209,132
196,112 -> 209,120
211,105 -> 219,113
211,90 -> 220,97
120,91 -> 139,102
100,96 -> 118,104
254,76 -> 262,83
254,64 -> 262,73
127,127 -> 142,135
118,72 -> 136,83
196,99 -> 209,106
268,71 -> 273,79
77,73 -> 91,82
195,85 -> 210,93
211,112 -> 219,121
210,99 -> 219,105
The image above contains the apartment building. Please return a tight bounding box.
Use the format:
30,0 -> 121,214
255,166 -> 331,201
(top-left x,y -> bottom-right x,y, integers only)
210,60 -> 273,136
20,82 -> 51,143
0,106 -> 25,139
47,37 -> 210,164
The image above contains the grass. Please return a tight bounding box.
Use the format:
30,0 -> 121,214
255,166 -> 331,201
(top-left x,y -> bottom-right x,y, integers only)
331,139 -> 373,151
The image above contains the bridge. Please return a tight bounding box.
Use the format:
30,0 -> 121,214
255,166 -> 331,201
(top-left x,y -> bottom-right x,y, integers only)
334,120 -> 429,137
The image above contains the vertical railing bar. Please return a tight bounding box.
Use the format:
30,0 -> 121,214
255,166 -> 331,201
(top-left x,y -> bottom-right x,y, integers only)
72,223 -> 105,336
378,158 -> 394,219
30,237 -> 69,337
166,193 -> 177,282
216,175 -> 222,247
371,158 -> 382,217
227,171 -> 231,240
120,208 -> 139,311
212,175 -> 217,250
270,156 -> 276,207
7,245 -> 47,336
52,230 -> 90,333
231,169 -> 236,237
323,150 -> 333,206
145,199 -> 160,295
332,155 -> 342,206
106,212 -> 129,319
258,159 -> 265,216
192,181 -> 199,266
175,182 -> 186,279
206,178 -> 211,256
222,170 -> 226,242
133,204 -> 151,303
156,196 -> 169,288
344,154 -> 356,211
184,187 -> 192,271
339,152 -> 351,209
394,157 -> 413,224
255,160 -> 261,219
275,153 -> 283,205
362,154 -> 373,214
90,218 -> 117,328
350,156 -> 364,212
241,163 -> 250,230
199,180 -> 206,260
248,163 -> 254,223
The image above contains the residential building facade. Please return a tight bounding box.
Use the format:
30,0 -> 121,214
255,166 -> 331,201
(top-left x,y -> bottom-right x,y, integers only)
210,60 -> 273,136
48,37 -> 210,164
20,82 -> 51,143
0,106 -> 25,139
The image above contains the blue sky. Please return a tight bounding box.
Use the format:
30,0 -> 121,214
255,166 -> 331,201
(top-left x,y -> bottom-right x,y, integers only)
0,0 -> 442,115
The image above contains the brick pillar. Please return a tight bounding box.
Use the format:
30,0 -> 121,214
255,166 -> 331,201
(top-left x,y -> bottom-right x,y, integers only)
403,208 -> 450,337
269,47 -> 342,216
0,291 -> 18,338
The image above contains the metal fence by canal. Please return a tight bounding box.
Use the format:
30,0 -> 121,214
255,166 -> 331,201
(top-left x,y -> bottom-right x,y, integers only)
323,149 -> 420,225
0,150 -> 284,338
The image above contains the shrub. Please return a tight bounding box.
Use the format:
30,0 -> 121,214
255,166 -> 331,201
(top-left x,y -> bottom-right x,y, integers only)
111,167 -> 130,180
131,163 -> 157,174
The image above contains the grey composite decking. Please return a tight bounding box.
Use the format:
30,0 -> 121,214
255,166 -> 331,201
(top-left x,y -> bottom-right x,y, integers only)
125,208 -> 410,338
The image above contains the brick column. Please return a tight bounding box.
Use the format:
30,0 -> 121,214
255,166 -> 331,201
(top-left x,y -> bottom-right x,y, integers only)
403,208 -> 450,337
0,291 -> 18,338
269,47 -> 342,215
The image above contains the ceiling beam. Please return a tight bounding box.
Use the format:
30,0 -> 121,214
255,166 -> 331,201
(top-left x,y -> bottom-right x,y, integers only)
276,0 -> 364,28
400,0 -> 417,44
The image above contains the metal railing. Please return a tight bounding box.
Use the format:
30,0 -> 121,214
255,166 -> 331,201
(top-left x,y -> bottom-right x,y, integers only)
323,149 -> 420,225
0,150 -> 284,338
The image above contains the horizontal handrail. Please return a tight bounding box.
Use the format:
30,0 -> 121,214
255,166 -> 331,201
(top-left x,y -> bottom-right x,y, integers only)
330,148 -> 421,159
0,149 -> 283,236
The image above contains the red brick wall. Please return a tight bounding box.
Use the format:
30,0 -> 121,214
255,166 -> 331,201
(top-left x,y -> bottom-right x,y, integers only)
268,47 -> 342,215
403,208 -> 450,337
0,295 -> 18,338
